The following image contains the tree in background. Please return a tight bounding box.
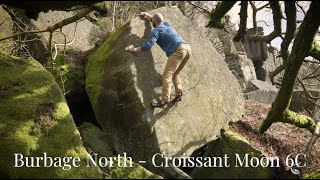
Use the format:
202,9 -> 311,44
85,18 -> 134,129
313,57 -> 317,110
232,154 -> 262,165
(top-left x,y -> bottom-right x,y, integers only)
207,1 -> 320,176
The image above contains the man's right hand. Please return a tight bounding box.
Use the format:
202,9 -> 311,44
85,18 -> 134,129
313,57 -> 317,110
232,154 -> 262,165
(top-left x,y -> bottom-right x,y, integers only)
138,12 -> 152,21
138,12 -> 146,17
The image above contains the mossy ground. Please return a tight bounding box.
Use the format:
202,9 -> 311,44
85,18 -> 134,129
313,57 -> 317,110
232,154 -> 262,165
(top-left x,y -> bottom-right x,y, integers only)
0,53 -> 102,178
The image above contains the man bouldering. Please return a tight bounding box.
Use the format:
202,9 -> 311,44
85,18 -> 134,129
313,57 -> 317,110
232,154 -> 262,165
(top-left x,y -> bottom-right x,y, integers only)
126,12 -> 192,109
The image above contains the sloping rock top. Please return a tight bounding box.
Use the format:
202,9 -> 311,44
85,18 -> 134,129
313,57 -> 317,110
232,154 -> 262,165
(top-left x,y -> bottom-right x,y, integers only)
85,6 -> 244,166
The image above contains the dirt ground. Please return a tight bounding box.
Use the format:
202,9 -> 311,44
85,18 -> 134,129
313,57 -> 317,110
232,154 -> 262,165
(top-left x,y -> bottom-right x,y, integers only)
229,100 -> 320,175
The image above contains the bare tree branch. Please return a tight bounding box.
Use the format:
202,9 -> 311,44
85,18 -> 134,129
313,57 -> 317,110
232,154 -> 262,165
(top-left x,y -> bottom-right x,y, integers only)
206,1 -> 237,29
257,2 -> 270,11
249,1 -> 258,33
269,1 -> 296,84
302,66 -> 320,80
187,1 -> 210,15
296,1 -> 306,15
233,1 -> 248,42
249,1 -> 282,43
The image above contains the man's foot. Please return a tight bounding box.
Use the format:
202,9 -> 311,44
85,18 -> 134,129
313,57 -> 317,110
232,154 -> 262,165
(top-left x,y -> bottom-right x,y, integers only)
151,101 -> 168,109
172,92 -> 183,102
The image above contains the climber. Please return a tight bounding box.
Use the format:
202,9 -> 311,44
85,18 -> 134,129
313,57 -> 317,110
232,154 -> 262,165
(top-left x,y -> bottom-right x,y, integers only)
125,12 -> 192,109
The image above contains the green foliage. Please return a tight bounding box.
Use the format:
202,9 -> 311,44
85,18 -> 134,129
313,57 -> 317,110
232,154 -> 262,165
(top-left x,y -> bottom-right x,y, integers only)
0,54 -> 102,178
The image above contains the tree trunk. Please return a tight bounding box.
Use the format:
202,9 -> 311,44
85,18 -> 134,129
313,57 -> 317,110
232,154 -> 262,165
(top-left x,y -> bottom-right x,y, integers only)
259,1 -> 320,133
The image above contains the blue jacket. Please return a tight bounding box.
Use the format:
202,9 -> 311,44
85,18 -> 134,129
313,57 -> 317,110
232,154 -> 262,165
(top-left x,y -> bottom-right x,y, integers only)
140,22 -> 187,57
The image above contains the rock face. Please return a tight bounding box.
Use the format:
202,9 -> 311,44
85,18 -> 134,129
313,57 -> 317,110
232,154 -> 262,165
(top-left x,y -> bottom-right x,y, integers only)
244,90 -> 278,104
86,6 -> 244,167
0,6 -> 14,54
290,90 -> 320,119
0,53 -> 101,178
78,122 -> 162,179
78,122 -> 115,157
190,130 -> 272,179
245,80 -> 277,93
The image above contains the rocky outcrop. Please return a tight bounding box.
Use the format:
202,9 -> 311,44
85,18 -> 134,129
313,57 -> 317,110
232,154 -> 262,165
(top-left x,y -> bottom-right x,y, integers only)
86,6 -> 244,172
244,90 -> 278,105
245,80 -> 277,93
190,130 -> 273,179
0,53 -> 101,178
184,7 -> 257,90
244,80 -> 278,104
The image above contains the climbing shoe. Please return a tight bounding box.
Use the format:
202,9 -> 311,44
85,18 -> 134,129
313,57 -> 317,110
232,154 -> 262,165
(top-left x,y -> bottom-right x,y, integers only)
151,101 -> 168,109
172,92 -> 183,102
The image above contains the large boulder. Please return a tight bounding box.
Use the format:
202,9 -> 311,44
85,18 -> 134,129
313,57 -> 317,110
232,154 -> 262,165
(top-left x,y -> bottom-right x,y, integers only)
0,52 -> 101,178
86,6 -> 244,169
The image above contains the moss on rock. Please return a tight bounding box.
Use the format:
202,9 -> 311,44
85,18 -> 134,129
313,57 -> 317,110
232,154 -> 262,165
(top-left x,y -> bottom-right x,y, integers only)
85,23 -> 128,108
190,130 -> 272,179
49,64 -> 85,96
108,157 -> 163,179
305,170 -> 320,179
0,53 -> 102,178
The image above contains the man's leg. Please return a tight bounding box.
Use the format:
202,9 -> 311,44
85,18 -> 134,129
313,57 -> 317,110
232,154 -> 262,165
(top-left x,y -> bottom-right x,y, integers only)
160,50 -> 185,103
173,45 -> 192,95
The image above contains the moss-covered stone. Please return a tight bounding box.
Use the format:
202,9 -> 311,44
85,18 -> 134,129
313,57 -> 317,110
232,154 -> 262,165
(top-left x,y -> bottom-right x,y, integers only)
190,130 -> 272,179
49,63 -> 85,96
0,53 -> 102,178
108,157 -> 163,179
85,23 -> 128,108
305,170 -> 320,179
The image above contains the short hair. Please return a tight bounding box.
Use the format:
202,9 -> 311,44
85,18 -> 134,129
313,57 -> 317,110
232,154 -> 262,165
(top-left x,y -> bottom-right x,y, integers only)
152,13 -> 164,24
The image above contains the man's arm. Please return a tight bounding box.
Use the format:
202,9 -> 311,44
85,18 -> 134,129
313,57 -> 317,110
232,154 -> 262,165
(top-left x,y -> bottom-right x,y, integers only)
125,12 -> 155,53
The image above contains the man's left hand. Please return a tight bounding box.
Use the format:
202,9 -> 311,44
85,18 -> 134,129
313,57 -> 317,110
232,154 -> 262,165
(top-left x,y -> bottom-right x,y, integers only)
125,45 -> 135,52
